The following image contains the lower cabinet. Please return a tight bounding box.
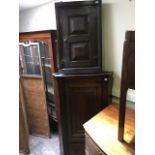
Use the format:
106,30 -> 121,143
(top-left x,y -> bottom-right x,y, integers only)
53,72 -> 112,155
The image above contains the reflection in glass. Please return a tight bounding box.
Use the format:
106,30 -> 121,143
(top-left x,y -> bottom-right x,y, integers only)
19,42 -> 41,76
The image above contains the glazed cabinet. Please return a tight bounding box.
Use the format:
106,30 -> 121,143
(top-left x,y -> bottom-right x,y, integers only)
19,31 -> 57,137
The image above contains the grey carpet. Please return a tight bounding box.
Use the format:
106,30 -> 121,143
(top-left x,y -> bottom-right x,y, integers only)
20,133 -> 60,155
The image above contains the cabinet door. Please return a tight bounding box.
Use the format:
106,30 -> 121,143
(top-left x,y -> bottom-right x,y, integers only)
55,0 -> 102,74
58,78 -> 103,155
65,80 -> 102,141
53,73 -> 112,155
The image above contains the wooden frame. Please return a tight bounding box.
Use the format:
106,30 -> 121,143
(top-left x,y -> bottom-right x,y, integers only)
20,30 -> 57,73
118,31 -> 135,141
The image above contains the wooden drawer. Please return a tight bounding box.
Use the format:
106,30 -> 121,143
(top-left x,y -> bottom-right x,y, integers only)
85,133 -> 106,155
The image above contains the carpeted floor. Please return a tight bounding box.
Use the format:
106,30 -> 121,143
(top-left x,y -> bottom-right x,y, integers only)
20,133 -> 60,155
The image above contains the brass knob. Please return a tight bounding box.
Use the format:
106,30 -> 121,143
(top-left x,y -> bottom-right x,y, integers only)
104,77 -> 108,82
95,0 -> 99,4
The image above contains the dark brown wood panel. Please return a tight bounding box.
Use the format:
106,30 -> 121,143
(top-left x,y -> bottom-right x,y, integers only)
53,72 -> 112,155
69,143 -> 85,155
118,31 -> 135,141
55,0 -> 102,74
65,81 -> 102,141
21,78 -> 50,137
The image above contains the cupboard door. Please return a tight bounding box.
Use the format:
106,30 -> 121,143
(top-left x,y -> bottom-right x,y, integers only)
65,80 -> 102,141
53,72 -> 112,155
55,0 -> 102,74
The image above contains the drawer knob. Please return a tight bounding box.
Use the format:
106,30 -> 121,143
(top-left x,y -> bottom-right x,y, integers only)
95,0 -> 99,4
104,77 -> 108,82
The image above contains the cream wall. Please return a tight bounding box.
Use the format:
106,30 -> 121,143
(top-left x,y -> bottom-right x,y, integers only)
19,0 -> 135,101
102,0 -> 135,101
19,2 -> 56,32
19,0 -> 85,32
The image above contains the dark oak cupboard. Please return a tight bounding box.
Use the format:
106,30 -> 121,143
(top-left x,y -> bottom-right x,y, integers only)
55,0 -> 102,74
54,1 -> 113,155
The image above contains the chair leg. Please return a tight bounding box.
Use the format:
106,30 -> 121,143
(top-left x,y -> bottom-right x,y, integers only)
118,88 -> 127,141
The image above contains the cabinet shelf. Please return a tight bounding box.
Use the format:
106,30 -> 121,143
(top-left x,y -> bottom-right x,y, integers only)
44,64 -> 51,68
48,101 -> 55,107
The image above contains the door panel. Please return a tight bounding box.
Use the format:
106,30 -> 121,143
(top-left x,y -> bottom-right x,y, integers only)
65,81 -> 102,141
55,1 -> 102,73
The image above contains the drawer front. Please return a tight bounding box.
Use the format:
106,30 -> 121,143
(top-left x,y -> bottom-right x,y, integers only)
85,133 -> 106,155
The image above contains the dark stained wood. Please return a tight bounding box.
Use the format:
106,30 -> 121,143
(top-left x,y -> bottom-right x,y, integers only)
83,103 -> 135,155
118,31 -> 135,141
53,72 -> 112,155
21,77 -> 50,137
19,80 -> 29,154
55,0 -> 102,74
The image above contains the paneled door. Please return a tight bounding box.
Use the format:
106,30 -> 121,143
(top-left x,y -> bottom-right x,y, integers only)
55,0 -> 102,74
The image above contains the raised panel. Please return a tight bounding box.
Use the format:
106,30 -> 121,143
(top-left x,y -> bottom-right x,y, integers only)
65,82 -> 102,141
53,72 -> 113,155
69,15 -> 88,34
69,143 -> 85,155
70,42 -> 89,61
55,1 -> 102,74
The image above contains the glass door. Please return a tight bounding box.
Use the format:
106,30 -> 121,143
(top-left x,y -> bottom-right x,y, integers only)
19,42 -> 42,77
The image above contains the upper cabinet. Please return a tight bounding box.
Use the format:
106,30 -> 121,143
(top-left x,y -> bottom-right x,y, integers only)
55,0 -> 102,74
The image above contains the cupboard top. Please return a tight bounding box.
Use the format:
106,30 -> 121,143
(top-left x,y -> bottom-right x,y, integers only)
52,72 -> 112,78
55,0 -> 101,8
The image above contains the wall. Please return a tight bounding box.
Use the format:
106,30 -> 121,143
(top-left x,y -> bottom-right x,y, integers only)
19,0 -> 85,32
19,0 -> 135,102
102,0 -> 135,102
19,2 -> 56,32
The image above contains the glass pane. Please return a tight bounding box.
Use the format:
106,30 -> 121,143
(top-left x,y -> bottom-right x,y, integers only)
19,43 -> 41,76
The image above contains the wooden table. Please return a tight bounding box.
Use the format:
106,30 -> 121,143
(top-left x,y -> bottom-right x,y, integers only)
83,103 -> 135,155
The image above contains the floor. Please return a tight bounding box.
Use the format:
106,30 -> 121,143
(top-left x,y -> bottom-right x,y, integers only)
20,132 -> 60,155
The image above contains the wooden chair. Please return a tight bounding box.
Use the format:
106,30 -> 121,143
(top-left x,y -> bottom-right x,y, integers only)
118,31 -> 135,141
